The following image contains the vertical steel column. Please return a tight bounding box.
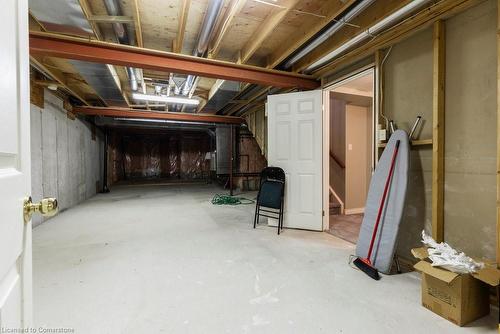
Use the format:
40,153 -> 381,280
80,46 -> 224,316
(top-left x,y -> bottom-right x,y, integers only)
102,131 -> 110,193
229,124 -> 234,196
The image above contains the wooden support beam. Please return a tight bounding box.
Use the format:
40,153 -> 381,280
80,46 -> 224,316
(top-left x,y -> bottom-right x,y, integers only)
432,20 -> 445,243
227,86 -> 269,116
88,15 -> 134,24
207,0 -> 297,104
30,81 -> 45,108
174,0 -> 191,53
30,56 -> 91,106
132,0 -> 144,47
497,0 -> 500,265
209,0 -> 246,58
78,0 -> 103,40
267,0 -> 355,69
239,0 -> 300,64
33,80 -> 64,88
313,0 -> 483,78
374,49 -> 383,164
29,31 -> 319,89
74,106 -> 245,124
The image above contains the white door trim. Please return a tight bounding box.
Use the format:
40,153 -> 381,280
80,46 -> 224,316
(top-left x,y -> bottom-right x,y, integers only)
322,66 -> 376,231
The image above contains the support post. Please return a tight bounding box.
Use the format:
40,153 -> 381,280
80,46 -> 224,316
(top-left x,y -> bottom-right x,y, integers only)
102,131 -> 110,193
497,0 -> 500,265
374,49 -> 383,166
229,125 -> 234,196
432,20 -> 445,242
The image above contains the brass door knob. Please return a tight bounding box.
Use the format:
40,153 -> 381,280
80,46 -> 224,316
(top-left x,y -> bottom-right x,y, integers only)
23,196 -> 58,223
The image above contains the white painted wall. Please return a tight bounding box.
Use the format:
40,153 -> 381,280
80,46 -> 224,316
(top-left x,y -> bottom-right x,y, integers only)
30,90 -> 104,227
345,104 -> 372,212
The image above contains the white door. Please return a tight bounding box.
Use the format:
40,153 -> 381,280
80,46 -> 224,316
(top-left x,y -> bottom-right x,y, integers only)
0,0 -> 32,329
268,90 -> 323,231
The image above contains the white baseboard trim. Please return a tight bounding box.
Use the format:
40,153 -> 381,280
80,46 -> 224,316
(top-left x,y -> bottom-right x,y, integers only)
344,207 -> 365,215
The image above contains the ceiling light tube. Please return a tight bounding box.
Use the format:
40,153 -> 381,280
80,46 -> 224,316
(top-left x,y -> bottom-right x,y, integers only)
132,93 -> 200,105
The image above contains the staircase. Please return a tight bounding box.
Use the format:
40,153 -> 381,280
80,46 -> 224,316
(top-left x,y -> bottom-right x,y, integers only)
329,192 -> 342,215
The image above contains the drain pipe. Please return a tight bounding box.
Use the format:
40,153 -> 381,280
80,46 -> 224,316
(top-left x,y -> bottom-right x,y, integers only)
303,0 -> 431,73
181,0 -> 224,96
103,0 -> 139,91
283,0 -> 377,69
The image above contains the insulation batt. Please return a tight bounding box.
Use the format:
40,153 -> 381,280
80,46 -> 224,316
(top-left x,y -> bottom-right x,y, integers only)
421,231 -> 484,274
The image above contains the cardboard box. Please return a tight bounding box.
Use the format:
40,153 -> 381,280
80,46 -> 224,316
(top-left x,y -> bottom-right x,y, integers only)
412,247 -> 500,326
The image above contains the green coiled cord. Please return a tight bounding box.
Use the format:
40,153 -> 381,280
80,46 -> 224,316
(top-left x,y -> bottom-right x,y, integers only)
211,194 -> 255,205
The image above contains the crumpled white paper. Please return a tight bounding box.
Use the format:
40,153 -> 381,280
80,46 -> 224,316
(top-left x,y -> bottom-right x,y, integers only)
421,230 -> 484,274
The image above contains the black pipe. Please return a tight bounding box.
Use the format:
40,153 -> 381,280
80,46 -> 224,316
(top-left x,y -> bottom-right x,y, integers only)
102,131 -> 110,193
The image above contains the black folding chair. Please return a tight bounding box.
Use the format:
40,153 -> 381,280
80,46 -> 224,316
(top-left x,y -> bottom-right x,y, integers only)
253,167 -> 286,234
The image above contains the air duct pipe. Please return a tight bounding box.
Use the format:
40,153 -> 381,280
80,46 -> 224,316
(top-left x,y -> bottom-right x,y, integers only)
283,0 -> 377,69
303,0 -> 431,73
181,0 -> 224,96
103,0 -> 139,91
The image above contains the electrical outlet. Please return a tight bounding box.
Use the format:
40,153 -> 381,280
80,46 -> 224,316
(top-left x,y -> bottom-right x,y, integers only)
378,129 -> 387,142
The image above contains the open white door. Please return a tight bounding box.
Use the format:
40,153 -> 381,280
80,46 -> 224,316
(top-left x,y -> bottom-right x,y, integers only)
268,90 -> 323,231
0,0 -> 32,329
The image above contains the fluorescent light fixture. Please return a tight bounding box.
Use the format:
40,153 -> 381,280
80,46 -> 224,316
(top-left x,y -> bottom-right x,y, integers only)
132,93 -> 200,106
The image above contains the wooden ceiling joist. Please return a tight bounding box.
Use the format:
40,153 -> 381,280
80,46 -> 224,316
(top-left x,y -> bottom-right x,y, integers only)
293,0 -> 414,73
30,56 -> 91,106
88,15 -> 135,24
312,0 -> 484,77
226,86 -> 269,116
29,31 -> 319,89
78,0 -> 103,40
132,0 -> 144,48
266,0 -> 356,69
218,0 -> 355,116
239,0 -> 301,64
74,106 -> 245,124
209,0 -> 246,58
173,0 -> 192,53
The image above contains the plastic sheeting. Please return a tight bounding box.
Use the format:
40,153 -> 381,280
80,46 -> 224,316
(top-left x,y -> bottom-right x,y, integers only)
109,131 -> 211,182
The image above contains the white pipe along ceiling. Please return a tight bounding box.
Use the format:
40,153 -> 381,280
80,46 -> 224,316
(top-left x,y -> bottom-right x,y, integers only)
302,0 -> 432,73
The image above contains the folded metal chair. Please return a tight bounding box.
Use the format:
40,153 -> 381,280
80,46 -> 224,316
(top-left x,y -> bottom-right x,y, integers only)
253,167 -> 285,234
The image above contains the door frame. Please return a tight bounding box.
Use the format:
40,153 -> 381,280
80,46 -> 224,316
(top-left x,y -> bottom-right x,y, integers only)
322,66 -> 377,231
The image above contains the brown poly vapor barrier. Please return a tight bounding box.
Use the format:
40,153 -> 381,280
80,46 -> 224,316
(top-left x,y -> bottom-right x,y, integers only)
108,130 -> 210,184
234,133 -> 267,191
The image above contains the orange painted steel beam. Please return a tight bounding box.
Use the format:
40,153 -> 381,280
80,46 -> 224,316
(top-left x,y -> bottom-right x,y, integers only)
74,106 -> 245,124
29,31 -> 319,90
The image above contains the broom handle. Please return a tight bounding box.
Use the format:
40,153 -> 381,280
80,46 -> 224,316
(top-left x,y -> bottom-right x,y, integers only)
367,140 -> 401,262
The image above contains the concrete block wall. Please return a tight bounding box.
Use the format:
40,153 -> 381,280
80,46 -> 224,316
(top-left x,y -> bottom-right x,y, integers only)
30,90 -> 103,227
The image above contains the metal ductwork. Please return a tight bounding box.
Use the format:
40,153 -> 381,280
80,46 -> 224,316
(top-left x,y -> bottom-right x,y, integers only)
28,0 -> 93,37
203,80 -> 241,113
180,0 -> 224,96
303,0 -> 432,73
71,61 -> 128,106
103,0 -> 139,92
94,116 -> 224,134
283,0 -> 377,69
29,0 -> 128,107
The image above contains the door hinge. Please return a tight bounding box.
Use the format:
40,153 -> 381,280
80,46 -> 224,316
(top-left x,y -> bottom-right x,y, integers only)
322,210 -> 325,217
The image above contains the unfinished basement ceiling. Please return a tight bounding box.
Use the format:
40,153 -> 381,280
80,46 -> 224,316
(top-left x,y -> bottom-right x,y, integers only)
28,0 -> 438,115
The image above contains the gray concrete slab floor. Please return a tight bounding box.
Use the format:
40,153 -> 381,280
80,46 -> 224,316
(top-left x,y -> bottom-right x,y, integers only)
33,184 -> 498,333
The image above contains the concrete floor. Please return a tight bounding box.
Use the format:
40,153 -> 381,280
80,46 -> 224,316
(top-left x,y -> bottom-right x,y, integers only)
33,184 -> 497,334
